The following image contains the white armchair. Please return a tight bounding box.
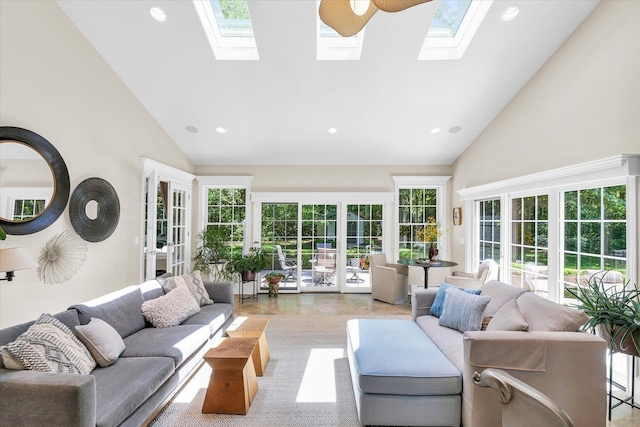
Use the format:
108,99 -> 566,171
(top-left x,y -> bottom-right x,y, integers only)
444,259 -> 498,290
369,253 -> 409,305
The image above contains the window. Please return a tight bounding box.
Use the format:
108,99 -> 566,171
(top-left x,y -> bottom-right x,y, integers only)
427,0 -> 473,37
205,188 -> 247,258
398,188 -> 438,260
510,195 -> 549,296
13,198 -> 46,221
261,203 -> 299,289
562,185 -> 627,298
317,17 -> 365,60
478,198 -> 500,264
193,0 -> 259,60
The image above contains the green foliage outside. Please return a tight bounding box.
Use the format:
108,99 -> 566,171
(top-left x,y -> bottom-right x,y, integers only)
219,0 -> 250,20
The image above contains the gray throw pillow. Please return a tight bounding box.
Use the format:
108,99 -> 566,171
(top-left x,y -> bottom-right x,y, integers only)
142,285 -> 201,328
75,318 -> 126,367
162,272 -> 213,306
0,313 -> 96,374
486,298 -> 529,331
439,288 -> 491,333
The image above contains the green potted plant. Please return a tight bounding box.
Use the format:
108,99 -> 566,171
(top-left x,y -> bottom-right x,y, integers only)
225,245 -> 268,281
265,271 -> 285,284
192,227 -> 232,280
566,272 -> 640,356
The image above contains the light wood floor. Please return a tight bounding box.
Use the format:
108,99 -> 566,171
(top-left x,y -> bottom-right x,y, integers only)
234,292 -> 639,426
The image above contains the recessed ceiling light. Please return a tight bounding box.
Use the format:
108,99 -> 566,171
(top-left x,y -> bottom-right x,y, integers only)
430,128 -> 441,134
501,6 -> 520,22
328,128 -> 337,134
186,126 -> 199,134
216,127 -> 227,134
149,6 -> 167,23
448,126 -> 462,134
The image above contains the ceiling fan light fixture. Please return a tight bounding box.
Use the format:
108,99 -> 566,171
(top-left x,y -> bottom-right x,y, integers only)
149,6 -> 167,23
350,0 -> 371,16
371,0 -> 432,13
319,0 -> 378,37
500,6 -> 520,22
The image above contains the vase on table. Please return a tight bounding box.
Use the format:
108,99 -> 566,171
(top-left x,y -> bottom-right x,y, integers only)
428,243 -> 439,262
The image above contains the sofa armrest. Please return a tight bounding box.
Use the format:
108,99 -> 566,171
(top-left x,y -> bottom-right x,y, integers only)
0,369 -> 96,427
461,331 -> 606,427
411,288 -> 439,321
204,281 -> 235,305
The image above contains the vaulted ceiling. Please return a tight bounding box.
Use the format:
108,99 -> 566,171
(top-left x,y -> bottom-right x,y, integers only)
56,0 -> 598,165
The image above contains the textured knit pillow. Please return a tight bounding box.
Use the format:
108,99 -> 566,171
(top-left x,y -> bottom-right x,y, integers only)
0,313 -> 96,374
162,272 -> 213,306
439,288 -> 491,333
486,298 -> 529,331
430,282 -> 482,318
142,285 -> 201,328
75,318 -> 126,367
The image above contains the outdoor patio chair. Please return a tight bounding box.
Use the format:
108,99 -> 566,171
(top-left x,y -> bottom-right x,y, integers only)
312,248 -> 336,285
275,245 -> 297,282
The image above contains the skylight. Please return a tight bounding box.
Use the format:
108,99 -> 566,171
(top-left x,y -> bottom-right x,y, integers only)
419,0 -> 493,61
193,0 -> 259,60
317,4 -> 365,60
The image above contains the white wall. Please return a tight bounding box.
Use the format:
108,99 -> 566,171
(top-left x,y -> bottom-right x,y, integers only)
450,0 -> 640,282
0,0 -> 194,327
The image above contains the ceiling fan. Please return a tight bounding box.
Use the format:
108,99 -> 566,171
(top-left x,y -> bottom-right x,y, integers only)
319,0 -> 433,37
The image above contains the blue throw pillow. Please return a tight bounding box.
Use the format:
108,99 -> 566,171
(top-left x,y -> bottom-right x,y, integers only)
429,282 -> 482,318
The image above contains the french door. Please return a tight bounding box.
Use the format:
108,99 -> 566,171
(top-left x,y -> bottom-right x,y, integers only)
257,196 -> 388,294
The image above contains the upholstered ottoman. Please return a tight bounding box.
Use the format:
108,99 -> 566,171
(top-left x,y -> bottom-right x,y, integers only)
346,319 -> 461,426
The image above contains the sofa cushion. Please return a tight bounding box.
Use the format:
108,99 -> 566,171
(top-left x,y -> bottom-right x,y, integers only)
92,356 -> 174,427
162,272 -> 213,306
121,324 -> 209,367
415,314 -> 465,373
180,302 -> 233,336
141,286 -> 201,328
347,319 -> 461,396
0,313 -> 96,374
430,282 -> 481,318
439,289 -> 491,333
70,286 -> 146,339
480,280 -> 528,317
75,318 -> 126,367
516,292 -> 588,332
486,298 -> 529,331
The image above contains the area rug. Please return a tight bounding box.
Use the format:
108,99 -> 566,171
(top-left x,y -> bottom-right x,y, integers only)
149,314 -> 408,427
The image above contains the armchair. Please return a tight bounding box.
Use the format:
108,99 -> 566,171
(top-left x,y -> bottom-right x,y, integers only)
444,259 -> 498,290
369,253 -> 409,304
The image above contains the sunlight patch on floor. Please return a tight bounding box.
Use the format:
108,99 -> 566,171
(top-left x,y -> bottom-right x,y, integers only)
296,348 -> 344,403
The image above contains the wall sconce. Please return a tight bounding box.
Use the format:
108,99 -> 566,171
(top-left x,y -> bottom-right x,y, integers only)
453,207 -> 462,226
0,247 -> 38,281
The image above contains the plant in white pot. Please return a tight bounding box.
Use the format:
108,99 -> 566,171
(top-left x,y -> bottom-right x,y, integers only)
566,272 -> 640,356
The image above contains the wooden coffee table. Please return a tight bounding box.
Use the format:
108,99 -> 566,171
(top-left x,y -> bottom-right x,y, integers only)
202,337 -> 259,415
226,317 -> 270,376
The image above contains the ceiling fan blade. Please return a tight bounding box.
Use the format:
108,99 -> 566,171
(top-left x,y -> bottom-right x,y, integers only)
372,0 -> 432,13
319,0 -> 379,37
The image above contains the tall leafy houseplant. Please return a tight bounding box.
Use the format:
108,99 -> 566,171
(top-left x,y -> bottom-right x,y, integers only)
193,227 -> 232,280
225,246 -> 268,281
566,273 -> 640,356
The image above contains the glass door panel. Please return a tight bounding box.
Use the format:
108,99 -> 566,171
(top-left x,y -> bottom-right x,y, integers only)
301,204 -> 338,291
167,183 -> 189,276
344,203 -> 383,292
261,203 -> 299,291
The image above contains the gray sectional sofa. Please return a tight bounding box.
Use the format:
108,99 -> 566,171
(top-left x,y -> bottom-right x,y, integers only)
0,277 -> 235,427
347,280 -> 607,427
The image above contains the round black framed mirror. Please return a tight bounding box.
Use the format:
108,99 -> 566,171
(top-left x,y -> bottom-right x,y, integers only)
0,127 -> 70,235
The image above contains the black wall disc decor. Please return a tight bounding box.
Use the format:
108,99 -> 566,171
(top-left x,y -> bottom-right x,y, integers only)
69,177 -> 120,242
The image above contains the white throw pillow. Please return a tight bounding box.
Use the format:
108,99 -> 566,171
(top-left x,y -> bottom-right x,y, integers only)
142,286 -> 201,328
75,318 -> 126,367
0,313 -> 96,374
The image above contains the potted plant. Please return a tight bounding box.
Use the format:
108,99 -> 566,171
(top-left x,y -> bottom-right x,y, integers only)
192,227 -> 232,280
566,272 -> 640,356
265,271 -> 285,297
225,245 -> 268,281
